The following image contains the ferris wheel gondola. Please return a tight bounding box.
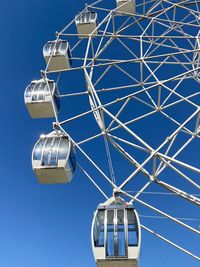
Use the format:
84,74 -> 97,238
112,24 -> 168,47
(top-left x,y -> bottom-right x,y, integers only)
24,79 -> 60,118
32,131 -> 76,184
43,40 -> 72,71
75,11 -> 98,38
116,0 -> 135,15
92,197 -> 141,267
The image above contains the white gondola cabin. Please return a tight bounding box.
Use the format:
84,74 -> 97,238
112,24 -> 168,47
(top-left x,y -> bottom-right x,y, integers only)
75,11 -> 98,38
116,0 -> 135,15
92,197 -> 141,267
32,131 -> 76,184
24,79 -> 60,118
43,40 -> 72,71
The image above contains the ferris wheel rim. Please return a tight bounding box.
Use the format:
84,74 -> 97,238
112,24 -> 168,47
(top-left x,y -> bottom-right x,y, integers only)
27,0 -> 200,263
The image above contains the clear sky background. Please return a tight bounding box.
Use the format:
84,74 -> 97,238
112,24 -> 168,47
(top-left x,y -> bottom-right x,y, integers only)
0,0 -> 199,267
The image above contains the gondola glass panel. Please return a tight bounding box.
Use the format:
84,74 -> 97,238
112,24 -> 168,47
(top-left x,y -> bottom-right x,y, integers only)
92,198 -> 141,267
94,210 -> 105,247
43,40 -> 72,71
117,210 -> 126,257
106,209 -> 115,257
116,0 -> 135,15
127,209 -> 138,246
33,138 -> 45,161
24,79 -> 60,118
75,11 -> 98,38
32,132 -> 76,184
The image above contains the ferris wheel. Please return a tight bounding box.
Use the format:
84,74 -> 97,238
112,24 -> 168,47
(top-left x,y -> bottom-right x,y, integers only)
24,0 -> 200,266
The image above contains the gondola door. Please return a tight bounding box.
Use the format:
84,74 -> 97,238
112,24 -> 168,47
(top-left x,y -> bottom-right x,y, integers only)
42,138 -> 60,167
32,82 -> 45,102
106,209 -> 127,258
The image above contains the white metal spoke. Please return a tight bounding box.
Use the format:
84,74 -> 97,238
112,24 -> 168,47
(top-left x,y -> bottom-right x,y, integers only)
141,224 -> 200,261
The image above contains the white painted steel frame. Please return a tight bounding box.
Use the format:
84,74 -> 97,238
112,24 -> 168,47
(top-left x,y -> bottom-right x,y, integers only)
38,0 -> 200,263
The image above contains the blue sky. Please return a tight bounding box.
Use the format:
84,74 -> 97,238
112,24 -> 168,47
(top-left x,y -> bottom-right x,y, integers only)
0,0 -> 199,266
